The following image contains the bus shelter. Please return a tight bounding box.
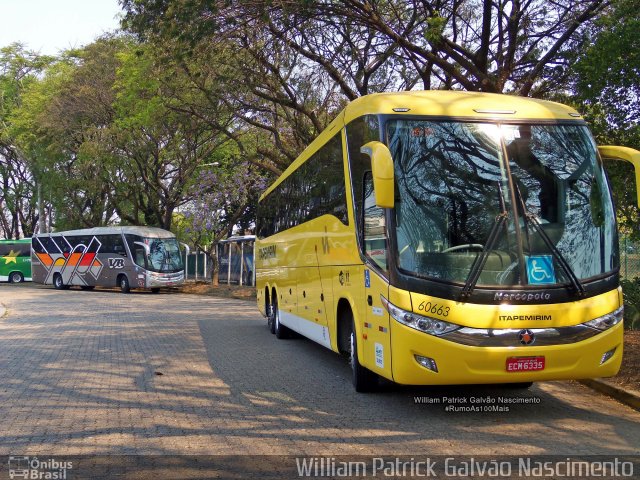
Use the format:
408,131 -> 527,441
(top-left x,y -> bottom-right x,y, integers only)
217,235 -> 255,286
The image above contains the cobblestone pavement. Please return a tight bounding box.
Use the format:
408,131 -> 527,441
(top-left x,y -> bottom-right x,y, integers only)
0,284 -> 638,456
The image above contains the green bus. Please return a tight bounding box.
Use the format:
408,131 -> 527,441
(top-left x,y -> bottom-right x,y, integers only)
0,239 -> 32,283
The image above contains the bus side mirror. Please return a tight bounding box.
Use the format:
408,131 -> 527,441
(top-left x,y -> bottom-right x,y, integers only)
360,141 -> 395,208
598,145 -> 640,207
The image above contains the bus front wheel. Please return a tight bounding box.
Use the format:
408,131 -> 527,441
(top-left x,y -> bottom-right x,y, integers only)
274,300 -> 292,339
267,299 -> 276,334
118,275 -> 130,293
347,314 -> 378,393
9,272 -> 24,283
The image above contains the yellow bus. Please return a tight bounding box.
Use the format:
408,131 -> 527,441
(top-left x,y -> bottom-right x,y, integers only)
255,91 -> 640,392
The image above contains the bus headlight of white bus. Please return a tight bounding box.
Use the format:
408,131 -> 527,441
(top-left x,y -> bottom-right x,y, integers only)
381,296 -> 460,336
583,306 -> 624,331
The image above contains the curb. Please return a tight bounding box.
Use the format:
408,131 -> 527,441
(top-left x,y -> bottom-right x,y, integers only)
580,379 -> 640,411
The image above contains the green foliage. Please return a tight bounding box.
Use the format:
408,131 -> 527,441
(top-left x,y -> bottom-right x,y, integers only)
621,278 -> 640,330
0,44 -> 54,238
570,0 -> 640,241
574,0 -> 640,128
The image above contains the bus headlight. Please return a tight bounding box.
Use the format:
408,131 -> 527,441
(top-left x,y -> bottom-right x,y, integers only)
583,306 -> 624,331
381,296 -> 460,336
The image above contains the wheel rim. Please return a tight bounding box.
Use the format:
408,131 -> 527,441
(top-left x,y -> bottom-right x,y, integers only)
350,331 -> 356,370
11,273 -> 20,283
121,278 -> 126,289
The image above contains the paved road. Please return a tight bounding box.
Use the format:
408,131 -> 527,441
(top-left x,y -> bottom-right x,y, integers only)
0,284 -> 638,456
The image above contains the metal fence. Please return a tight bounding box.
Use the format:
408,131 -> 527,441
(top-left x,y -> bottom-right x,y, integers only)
620,236 -> 640,281
183,236 -> 256,286
184,250 -> 212,282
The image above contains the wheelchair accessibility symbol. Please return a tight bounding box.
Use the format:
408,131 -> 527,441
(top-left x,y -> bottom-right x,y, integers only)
525,255 -> 556,285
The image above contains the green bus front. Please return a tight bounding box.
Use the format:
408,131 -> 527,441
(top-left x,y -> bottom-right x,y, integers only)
0,239 -> 32,283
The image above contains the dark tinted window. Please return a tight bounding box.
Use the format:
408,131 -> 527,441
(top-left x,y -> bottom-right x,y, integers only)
0,242 -> 30,256
95,234 -> 127,255
33,236 -> 60,254
345,115 -> 380,250
51,236 -> 72,253
257,132 -> 348,238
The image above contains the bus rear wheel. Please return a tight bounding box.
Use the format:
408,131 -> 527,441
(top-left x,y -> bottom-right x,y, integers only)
9,272 -> 24,283
118,275 -> 130,293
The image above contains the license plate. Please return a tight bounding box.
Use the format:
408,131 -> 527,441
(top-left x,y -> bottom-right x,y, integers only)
506,356 -> 545,372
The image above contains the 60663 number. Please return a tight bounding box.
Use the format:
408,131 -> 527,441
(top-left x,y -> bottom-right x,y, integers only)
418,301 -> 450,317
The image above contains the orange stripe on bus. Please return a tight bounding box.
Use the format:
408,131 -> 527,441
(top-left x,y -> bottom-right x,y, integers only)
36,252 -> 53,267
67,253 -> 82,266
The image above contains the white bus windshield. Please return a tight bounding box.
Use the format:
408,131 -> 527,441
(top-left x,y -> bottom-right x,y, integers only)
127,235 -> 184,273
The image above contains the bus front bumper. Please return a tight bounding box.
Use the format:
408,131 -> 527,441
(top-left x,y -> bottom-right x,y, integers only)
390,321 -> 623,385
146,271 -> 185,288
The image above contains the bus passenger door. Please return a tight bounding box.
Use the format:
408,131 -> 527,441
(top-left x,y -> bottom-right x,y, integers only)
361,173 -> 393,380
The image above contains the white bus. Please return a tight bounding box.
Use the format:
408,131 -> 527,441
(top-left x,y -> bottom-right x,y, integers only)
32,226 -> 184,293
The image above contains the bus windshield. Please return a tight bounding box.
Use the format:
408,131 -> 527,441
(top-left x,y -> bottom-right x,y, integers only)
388,120 -> 618,288
127,236 -> 184,273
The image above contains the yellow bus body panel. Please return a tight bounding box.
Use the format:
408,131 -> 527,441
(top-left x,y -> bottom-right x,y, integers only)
390,319 -> 623,385
408,288 -> 621,329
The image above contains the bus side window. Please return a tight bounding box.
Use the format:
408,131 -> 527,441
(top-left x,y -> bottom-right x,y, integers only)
113,235 -> 127,256
134,245 -> 146,268
363,172 -> 388,272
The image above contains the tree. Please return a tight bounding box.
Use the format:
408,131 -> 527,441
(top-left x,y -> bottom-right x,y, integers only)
11,36 -> 234,231
0,44 -> 52,238
178,154 -> 266,284
572,0 -> 639,240
120,0 -> 613,178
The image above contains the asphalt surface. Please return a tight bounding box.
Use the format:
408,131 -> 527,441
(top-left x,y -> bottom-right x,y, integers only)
0,283 -> 638,456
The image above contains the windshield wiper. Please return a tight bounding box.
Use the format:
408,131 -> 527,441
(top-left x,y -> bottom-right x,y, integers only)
460,211 -> 508,300
512,183 -> 586,297
522,212 -> 586,297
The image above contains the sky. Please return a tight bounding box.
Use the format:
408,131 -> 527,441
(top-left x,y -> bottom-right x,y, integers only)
0,0 -> 124,55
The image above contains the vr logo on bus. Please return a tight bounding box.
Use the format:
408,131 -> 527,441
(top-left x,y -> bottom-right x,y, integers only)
108,258 -> 125,269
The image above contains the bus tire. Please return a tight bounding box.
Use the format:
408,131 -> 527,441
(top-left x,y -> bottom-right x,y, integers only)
346,312 -> 378,393
503,382 -> 534,389
53,273 -> 65,290
267,296 -> 276,334
274,300 -> 292,339
9,271 -> 24,283
118,275 -> 130,293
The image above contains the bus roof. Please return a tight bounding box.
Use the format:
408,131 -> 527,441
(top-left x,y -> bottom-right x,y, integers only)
33,226 -> 176,239
341,90 -> 581,124
260,90 -> 583,200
